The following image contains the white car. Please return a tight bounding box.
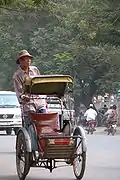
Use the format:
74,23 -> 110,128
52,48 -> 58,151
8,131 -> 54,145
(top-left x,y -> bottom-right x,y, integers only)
0,91 -> 22,135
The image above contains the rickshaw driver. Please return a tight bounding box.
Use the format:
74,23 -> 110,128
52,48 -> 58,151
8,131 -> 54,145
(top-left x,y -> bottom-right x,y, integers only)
13,49 -> 47,129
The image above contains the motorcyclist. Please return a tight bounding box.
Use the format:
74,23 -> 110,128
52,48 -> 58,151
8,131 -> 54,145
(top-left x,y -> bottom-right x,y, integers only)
104,105 -> 113,120
97,104 -> 108,126
104,104 -> 118,129
101,104 -> 108,114
112,104 -> 118,116
84,104 -> 97,128
110,104 -> 117,122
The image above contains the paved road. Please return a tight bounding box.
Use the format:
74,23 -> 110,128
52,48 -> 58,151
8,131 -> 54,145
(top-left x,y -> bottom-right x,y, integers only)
0,130 -> 120,180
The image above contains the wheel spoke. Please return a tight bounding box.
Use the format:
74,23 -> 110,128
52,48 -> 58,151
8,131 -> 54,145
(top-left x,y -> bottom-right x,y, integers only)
19,156 -> 25,163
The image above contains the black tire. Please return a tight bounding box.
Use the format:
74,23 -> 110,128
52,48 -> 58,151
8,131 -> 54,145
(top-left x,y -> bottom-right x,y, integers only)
16,131 -> 31,180
107,129 -> 110,135
91,129 -> 94,134
73,152 -> 86,180
112,129 -> 116,136
73,127 -> 86,179
6,128 -> 12,135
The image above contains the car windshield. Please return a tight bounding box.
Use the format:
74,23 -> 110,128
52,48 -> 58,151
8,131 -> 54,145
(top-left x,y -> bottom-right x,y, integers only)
0,94 -> 19,107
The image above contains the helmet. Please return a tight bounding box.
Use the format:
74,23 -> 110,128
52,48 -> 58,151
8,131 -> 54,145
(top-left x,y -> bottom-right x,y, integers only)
104,104 -> 107,108
89,104 -> 93,108
112,104 -> 117,110
110,104 -> 113,109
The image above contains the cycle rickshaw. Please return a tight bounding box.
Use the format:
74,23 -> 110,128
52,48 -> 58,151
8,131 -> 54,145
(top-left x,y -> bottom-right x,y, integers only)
16,75 -> 87,180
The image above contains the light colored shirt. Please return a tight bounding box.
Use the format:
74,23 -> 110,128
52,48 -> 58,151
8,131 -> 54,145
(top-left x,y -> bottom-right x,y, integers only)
105,109 -> 113,116
105,109 -> 118,121
13,66 -> 46,112
84,108 -> 97,121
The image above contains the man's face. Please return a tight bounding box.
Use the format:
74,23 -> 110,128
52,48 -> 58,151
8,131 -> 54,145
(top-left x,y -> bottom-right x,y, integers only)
19,56 -> 31,68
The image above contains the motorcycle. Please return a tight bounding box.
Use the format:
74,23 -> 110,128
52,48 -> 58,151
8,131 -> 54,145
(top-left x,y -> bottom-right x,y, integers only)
86,120 -> 96,134
107,121 -> 117,136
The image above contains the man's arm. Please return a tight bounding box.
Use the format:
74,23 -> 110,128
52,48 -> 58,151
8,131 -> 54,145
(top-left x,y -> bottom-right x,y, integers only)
95,110 -> 98,116
32,66 -> 40,75
84,110 -> 88,117
13,74 -> 23,104
95,111 -> 98,117
36,67 -> 40,75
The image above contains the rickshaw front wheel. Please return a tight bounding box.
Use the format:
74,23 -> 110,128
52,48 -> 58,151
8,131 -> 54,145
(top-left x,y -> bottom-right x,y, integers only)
16,130 -> 31,180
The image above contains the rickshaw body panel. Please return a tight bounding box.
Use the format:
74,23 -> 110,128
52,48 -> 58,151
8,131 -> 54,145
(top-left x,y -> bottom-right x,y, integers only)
16,74 -> 87,180
29,112 -> 76,158
43,139 -> 75,159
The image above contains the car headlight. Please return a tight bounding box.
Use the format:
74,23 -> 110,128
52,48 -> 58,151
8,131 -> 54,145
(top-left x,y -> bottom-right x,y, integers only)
13,114 -> 21,119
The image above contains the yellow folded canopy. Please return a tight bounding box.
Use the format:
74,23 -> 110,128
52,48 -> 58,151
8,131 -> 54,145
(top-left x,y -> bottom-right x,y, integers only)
23,75 -> 73,97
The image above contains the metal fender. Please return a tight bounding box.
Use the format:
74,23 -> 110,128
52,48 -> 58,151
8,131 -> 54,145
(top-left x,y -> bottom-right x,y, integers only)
16,127 -> 32,152
73,126 -> 87,152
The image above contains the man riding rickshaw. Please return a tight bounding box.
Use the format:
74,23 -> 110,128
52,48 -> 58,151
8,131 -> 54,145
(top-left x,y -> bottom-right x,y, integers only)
13,50 -> 87,180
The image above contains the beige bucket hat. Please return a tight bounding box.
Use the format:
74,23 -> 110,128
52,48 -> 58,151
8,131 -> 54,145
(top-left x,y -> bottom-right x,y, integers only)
16,49 -> 33,64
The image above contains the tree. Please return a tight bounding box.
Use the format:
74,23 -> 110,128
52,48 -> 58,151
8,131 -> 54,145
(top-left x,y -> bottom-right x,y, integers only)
0,0 -> 120,116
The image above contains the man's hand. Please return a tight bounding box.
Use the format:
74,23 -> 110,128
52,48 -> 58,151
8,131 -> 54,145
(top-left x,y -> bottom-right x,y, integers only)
21,94 -> 30,102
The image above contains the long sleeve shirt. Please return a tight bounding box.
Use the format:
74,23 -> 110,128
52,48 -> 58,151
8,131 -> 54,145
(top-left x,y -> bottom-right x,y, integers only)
13,66 -> 46,112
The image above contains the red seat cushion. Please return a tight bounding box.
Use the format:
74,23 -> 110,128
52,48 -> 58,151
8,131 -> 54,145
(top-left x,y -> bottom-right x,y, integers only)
30,112 -> 60,135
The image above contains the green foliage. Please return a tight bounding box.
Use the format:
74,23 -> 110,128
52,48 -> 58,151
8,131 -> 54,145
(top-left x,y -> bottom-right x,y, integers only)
0,0 -> 120,109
